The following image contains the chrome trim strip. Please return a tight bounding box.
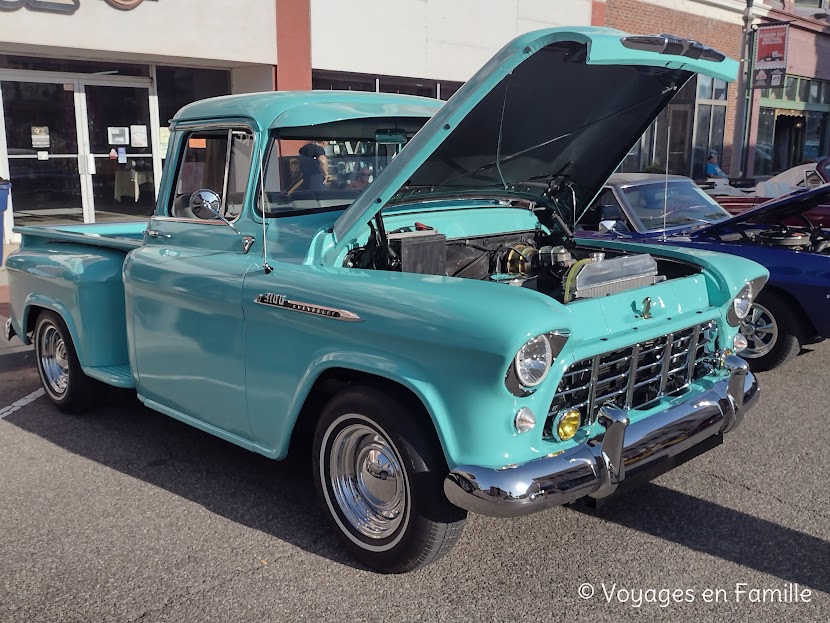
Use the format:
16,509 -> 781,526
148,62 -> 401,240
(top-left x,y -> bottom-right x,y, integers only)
254,293 -> 363,322
445,358 -> 758,518
152,216 -> 230,226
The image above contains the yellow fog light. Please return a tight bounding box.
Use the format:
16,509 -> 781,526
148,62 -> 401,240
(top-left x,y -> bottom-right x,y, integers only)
556,408 -> 582,441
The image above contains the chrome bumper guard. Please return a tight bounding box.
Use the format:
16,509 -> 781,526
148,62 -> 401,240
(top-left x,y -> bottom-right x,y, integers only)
3,318 -> 15,342
444,355 -> 758,518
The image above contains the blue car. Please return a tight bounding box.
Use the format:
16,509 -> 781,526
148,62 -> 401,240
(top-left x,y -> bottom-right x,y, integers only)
578,173 -> 830,371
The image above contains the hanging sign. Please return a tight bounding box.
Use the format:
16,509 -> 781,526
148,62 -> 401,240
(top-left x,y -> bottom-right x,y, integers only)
107,127 -> 130,146
753,24 -> 789,89
130,125 -> 148,148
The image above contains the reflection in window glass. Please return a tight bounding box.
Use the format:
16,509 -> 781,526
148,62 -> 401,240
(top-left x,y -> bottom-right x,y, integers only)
767,86 -> 784,100
257,131 -> 424,215
713,79 -> 728,101
785,76 -> 797,100
804,112 -> 828,162
170,129 -> 253,221
312,70 -> 376,92
697,75 -> 713,100
754,107 -> 776,177
822,81 -> 830,104
620,181 -> 730,231
809,81 -> 822,103
692,104 -> 711,179
710,105 -> 726,164
798,79 -> 810,102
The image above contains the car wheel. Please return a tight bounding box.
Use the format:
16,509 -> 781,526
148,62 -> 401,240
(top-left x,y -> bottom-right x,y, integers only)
739,294 -> 803,372
34,310 -> 102,413
313,386 -> 467,573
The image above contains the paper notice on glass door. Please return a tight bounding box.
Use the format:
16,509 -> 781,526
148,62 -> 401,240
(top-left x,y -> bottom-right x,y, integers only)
31,126 -> 50,149
130,125 -> 148,148
108,127 -> 130,146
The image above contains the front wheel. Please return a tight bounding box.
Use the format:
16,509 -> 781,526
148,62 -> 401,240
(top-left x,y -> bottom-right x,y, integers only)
739,293 -> 803,372
33,310 -> 102,413
313,386 -> 467,573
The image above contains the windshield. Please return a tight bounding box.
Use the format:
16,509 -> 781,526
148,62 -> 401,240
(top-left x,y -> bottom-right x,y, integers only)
258,133 -> 415,216
621,181 -> 731,231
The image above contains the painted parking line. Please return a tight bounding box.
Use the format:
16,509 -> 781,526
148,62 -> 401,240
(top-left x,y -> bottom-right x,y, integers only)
0,388 -> 45,420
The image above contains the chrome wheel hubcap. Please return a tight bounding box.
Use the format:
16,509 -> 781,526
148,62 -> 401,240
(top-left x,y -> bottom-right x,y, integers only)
38,324 -> 70,397
740,303 -> 778,358
329,422 -> 406,540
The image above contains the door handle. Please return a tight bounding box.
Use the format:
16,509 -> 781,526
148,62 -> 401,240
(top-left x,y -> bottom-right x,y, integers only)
144,229 -> 171,239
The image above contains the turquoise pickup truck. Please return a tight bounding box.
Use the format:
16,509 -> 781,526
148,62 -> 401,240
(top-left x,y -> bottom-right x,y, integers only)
4,27 -> 767,573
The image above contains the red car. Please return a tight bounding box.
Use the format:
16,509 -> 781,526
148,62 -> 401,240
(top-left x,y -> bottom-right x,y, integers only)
709,158 -> 830,227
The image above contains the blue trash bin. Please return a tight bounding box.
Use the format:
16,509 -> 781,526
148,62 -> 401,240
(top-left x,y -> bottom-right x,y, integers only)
0,179 -> 10,266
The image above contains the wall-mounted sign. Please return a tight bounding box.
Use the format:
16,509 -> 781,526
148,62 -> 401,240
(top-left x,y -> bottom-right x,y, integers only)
0,0 -> 153,13
0,0 -> 79,13
104,0 -> 147,9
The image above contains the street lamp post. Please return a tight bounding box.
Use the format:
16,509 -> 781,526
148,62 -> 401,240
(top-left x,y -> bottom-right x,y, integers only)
730,0 -> 755,178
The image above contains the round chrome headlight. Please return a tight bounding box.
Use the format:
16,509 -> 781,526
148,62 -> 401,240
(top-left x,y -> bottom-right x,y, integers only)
514,335 -> 552,387
733,283 -> 753,320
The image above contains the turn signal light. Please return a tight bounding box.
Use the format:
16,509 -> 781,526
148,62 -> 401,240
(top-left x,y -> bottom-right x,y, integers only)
556,408 -> 582,441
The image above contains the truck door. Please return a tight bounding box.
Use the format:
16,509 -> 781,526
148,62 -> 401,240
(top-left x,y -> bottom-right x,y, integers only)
124,125 -> 259,440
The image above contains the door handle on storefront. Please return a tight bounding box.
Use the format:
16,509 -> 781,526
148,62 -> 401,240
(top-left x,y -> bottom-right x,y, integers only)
144,229 -> 171,239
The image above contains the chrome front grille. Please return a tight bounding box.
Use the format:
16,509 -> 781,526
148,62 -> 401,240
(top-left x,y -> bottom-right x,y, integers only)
547,321 -> 717,434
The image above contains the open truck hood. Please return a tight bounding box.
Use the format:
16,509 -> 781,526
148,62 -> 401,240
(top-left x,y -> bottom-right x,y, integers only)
325,27 -> 737,263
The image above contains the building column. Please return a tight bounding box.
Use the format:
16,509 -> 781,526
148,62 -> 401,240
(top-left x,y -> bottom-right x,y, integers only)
275,0 -> 312,91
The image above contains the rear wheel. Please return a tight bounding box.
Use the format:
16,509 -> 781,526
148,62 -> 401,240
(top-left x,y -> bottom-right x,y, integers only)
33,310 -> 102,413
313,386 -> 467,573
739,293 -> 803,372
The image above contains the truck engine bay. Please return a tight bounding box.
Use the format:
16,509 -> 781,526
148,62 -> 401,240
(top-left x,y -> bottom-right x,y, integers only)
345,220 -> 702,304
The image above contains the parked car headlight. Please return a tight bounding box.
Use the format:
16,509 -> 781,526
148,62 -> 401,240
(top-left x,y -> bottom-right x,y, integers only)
728,283 -> 754,326
514,335 -> 553,387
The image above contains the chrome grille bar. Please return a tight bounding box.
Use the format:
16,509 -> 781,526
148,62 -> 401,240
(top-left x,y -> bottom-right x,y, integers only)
548,321 -> 718,431
659,332 -> 674,395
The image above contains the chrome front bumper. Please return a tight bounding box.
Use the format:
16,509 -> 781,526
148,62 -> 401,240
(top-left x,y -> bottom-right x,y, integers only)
444,355 -> 758,518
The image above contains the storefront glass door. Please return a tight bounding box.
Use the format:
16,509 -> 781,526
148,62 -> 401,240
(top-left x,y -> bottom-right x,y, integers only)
0,72 -> 158,238
0,80 -> 85,225
82,83 -> 156,222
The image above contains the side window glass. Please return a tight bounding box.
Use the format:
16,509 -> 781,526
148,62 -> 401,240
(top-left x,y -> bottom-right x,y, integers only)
169,128 -> 253,221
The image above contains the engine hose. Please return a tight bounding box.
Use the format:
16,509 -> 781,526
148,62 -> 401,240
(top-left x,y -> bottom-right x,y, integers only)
563,258 -> 594,303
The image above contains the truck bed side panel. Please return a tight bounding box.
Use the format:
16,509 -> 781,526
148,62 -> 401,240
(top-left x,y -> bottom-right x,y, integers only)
6,241 -> 130,368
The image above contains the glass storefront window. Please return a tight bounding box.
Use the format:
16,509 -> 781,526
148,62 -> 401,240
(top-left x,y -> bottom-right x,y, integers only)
379,77 -> 436,98
754,107 -> 776,177
0,55 -> 149,77
697,74 -> 713,100
438,82 -> 463,101
805,112 -> 828,161
713,78 -> 728,101
692,104 -> 712,179
156,67 -> 231,127
785,76 -> 798,101
809,80 -> 822,104
312,70 -> 376,92
823,82 -> 830,104
798,78 -> 810,103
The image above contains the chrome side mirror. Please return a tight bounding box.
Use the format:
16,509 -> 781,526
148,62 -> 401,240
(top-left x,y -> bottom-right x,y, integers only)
189,189 -> 255,254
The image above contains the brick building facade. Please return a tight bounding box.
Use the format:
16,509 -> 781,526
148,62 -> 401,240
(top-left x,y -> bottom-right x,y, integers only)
603,0 -> 742,172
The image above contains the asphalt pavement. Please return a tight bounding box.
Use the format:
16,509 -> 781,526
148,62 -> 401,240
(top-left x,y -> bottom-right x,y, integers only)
0,328 -> 828,622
